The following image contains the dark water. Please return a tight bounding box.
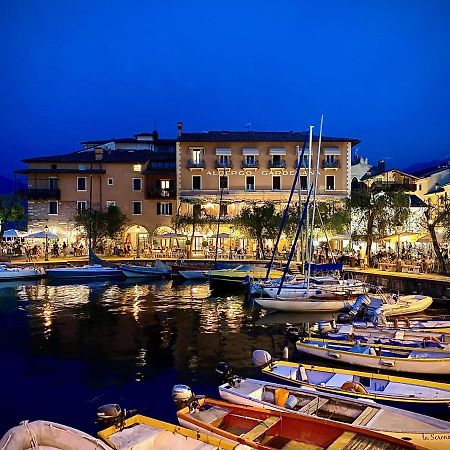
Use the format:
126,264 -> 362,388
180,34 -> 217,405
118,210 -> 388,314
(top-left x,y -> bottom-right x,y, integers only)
0,278 -> 289,435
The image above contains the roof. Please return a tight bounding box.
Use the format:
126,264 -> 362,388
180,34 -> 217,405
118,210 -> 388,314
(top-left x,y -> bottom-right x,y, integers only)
15,168 -> 106,175
409,194 -> 427,208
22,150 -> 175,164
410,163 -> 450,178
178,131 -> 361,145
80,136 -> 176,145
361,169 -> 418,181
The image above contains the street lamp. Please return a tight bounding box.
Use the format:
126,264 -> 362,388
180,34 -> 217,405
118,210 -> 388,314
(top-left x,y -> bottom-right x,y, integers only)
395,223 -> 402,260
44,225 -> 49,261
136,225 -> 140,259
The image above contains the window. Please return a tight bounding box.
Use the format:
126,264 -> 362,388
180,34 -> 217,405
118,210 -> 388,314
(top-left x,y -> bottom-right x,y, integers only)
48,177 -> 58,190
77,201 -> 87,213
418,185 -> 422,191
107,178 -> 114,185
77,177 -> 87,191
272,176 -> 281,190
132,201 -> 142,215
192,175 -> 201,190
133,164 -> 142,172
219,155 -> 230,166
161,179 -> 171,196
326,154 -> 336,163
192,149 -> 202,164
246,175 -> 255,191
106,201 -> 116,208
326,175 -> 335,190
51,164 -> 57,169
157,202 -> 173,215
300,176 -> 308,190
193,203 -> 201,217
132,178 -> 142,191
48,201 -> 58,215
78,164 -> 86,171
219,203 -> 228,216
219,175 -> 229,189
245,155 -> 256,166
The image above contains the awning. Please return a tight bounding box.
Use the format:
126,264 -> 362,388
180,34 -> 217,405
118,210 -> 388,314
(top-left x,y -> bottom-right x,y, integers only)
324,147 -> 341,155
3,229 -> 22,237
269,148 -> 286,156
25,231 -> 59,239
242,148 -> 259,156
215,148 -> 232,156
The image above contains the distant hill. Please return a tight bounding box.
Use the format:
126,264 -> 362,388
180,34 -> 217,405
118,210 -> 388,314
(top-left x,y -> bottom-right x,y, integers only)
0,175 -> 16,194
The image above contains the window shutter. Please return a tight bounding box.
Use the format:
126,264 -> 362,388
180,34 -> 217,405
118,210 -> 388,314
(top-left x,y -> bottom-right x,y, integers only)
168,203 -> 173,215
157,202 -> 161,215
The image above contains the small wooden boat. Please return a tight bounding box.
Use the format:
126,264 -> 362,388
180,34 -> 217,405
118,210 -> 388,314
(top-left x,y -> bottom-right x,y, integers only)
357,317 -> 450,334
119,260 -> 171,278
219,376 -> 450,450
98,413 -> 240,449
0,263 -> 43,281
176,396 -> 418,449
258,354 -> 450,415
210,265 -> 283,290
295,338 -> 450,374
45,264 -> 124,279
0,420 -> 112,449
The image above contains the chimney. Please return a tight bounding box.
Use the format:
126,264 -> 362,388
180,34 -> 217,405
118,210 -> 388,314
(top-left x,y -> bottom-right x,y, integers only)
152,129 -> 159,141
377,159 -> 386,172
94,147 -> 104,160
177,121 -> 183,137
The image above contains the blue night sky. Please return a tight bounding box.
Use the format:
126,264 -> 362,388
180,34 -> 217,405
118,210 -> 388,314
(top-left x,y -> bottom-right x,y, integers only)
1,0 -> 450,177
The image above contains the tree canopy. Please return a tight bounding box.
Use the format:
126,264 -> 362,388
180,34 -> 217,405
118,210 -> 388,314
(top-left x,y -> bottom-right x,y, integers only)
0,195 -> 25,239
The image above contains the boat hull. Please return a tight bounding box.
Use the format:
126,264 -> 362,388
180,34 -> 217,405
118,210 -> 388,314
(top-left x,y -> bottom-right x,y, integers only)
254,297 -> 349,312
178,270 -> 208,280
45,268 -> 124,279
0,270 -> 42,281
119,265 -> 170,278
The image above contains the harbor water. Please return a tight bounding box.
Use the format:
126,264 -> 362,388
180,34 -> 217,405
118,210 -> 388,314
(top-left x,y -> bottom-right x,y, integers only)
1,278 -> 450,436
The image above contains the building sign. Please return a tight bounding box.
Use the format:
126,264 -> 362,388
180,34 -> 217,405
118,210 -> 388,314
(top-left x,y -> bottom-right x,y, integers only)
206,170 -> 298,176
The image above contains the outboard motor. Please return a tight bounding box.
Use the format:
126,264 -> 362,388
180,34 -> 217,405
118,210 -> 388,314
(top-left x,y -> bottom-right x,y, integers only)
172,384 -> 205,411
96,404 -> 137,429
216,362 -> 233,383
252,350 -> 272,367
348,294 -> 371,317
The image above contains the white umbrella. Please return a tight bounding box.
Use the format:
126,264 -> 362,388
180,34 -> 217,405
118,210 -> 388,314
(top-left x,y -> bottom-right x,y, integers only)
3,229 -> 22,237
25,230 -> 59,239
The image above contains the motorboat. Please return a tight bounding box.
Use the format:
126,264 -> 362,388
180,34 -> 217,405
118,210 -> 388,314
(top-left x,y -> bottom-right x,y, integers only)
254,296 -> 352,312
209,265 -> 283,290
45,264 -> 124,279
97,405 -> 241,450
218,374 -> 450,450
257,352 -> 450,416
173,387 -> 418,449
368,294 -> 433,317
296,338 -> 450,374
119,260 -> 171,278
0,262 -> 43,281
0,420 -> 112,450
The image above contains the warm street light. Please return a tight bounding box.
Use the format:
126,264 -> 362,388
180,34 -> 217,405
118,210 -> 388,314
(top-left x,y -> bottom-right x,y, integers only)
136,225 -> 141,259
44,224 -> 49,261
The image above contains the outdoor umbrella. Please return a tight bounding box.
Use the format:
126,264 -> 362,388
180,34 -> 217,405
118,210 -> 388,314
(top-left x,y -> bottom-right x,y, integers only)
3,229 -> 22,238
25,230 -> 59,239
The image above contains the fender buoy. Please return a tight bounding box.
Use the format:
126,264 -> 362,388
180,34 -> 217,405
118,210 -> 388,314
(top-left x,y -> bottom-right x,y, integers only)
393,317 -> 410,328
341,381 -> 368,394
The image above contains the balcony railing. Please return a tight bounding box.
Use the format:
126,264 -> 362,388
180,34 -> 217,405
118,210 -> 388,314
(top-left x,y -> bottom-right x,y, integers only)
371,181 -> 417,192
321,159 -> 341,169
187,160 -> 205,169
295,160 -> 308,169
16,188 -> 61,199
241,160 -> 260,169
268,160 -> 286,169
215,160 -> 233,169
147,187 -> 176,199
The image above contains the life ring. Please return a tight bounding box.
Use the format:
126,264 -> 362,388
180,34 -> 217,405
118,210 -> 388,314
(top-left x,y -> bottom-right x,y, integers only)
341,381 -> 368,394
393,317 -> 410,328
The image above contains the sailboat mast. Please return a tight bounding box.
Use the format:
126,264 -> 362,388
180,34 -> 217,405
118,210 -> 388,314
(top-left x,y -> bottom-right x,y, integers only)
304,126 -> 314,264
89,175 -> 93,252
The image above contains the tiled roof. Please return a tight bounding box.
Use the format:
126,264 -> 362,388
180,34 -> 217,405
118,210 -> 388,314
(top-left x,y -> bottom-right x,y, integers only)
361,169 -> 418,181
410,163 -> 450,179
179,131 -> 360,145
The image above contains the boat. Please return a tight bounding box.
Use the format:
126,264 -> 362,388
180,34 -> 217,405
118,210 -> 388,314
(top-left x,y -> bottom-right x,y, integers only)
119,260 -> 171,278
0,262 -> 43,281
97,406 -> 240,450
254,296 -> 352,312
257,352 -> 450,416
0,420 -> 112,449
178,270 -> 209,280
218,374 -> 450,450
45,264 -> 124,279
209,264 -> 283,290
366,294 -> 433,317
357,317 -> 450,334
173,387 -> 419,449
296,337 -> 450,374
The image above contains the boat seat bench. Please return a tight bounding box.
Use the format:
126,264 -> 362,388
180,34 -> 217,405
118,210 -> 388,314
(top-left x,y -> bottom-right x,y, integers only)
324,373 -> 353,388
351,406 -> 379,426
298,397 -> 328,413
242,416 -> 280,441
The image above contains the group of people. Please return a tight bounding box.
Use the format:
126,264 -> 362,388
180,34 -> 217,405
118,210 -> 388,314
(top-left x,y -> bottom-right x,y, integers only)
0,240 -> 86,261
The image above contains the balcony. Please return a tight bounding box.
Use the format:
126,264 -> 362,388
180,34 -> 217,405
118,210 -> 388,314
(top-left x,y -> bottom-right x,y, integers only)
147,187 -> 176,199
370,181 -> 417,192
268,160 -> 286,169
295,159 -> 308,169
187,160 -> 205,169
215,160 -> 233,169
17,188 -> 61,199
241,160 -> 260,169
321,159 -> 341,169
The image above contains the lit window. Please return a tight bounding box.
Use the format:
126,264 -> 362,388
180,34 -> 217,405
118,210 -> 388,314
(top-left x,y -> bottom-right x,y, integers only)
133,201 -> 142,215
132,178 -> 142,191
48,201 -> 58,215
78,164 -> 86,171
107,178 -> 113,185
77,177 -> 87,191
106,200 -> 116,208
157,202 -> 172,215
77,201 -> 87,213
192,149 -> 202,164
133,164 -> 142,172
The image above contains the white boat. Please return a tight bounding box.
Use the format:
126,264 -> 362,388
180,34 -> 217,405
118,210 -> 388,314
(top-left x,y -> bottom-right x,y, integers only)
45,264 -> 124,279
356,317 -> 450,334
219,376 -> 450,450
119,260 -> 171,278
369,294 -> 433,317
178,270 -> 208,280
254,296 -> 352,312
0,263 -> 43,281
296,338 -> 450,374
0,420 -> 112,450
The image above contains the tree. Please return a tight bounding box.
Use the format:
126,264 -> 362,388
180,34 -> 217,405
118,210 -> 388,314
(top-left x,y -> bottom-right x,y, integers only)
233,202 -> 282,259
74,205 -> 127,249
350,190 -> 410,267
0,195 -> 25,239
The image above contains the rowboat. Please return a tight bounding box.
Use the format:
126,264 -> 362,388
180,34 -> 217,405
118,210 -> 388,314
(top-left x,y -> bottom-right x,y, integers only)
45,264 -> 124,279
358,317 -> 450,334
0,420 -> 112,449
175,394 -> 418,449
219,376 -> 450,450
0,263 -> 43,281
98,412 -> 240,449
295,338 -> 450,374
119,260 -> 171,278
258,354 -> 450,415
210,265 -> 283,290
